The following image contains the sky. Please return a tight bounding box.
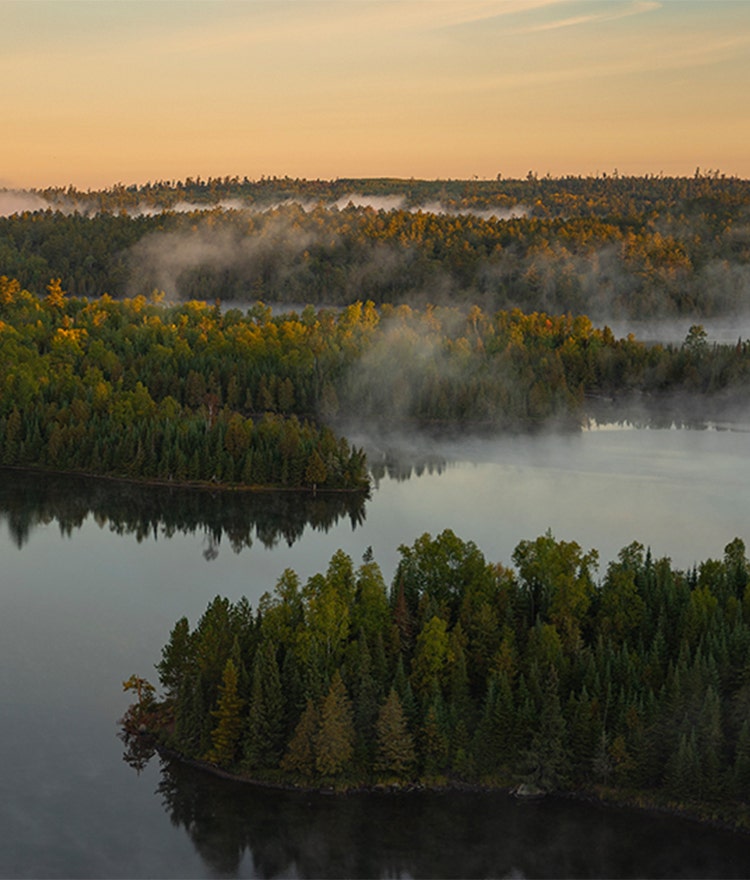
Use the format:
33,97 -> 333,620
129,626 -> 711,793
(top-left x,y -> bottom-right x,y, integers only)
2,0 -> 749,189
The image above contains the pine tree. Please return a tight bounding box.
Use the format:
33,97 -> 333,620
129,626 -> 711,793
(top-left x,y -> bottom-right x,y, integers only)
314,670 -> 355,780
350,634 -> 380,768
243,641 -> 285,773
666,729 -> 701,801
156,616 -> 192,700
420,694 -> 450,779
375,688 -> 416,782
281,698 -> 319,782
524,666 -> 570,791
205,659 -> 245,768
305,449 -> 327,492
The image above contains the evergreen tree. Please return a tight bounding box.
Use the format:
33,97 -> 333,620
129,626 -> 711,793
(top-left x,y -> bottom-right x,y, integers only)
420,693 -> 450,779
156,616 -> 193,700
375,688 -> 416,782
314,670 -> 355,780
243,641 -> 285,773
524,667 -> 570,791
205,659 -> 245,767
281,698 -> 319,782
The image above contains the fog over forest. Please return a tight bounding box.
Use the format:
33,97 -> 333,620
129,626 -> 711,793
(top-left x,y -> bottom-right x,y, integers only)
2,174 -> 750,328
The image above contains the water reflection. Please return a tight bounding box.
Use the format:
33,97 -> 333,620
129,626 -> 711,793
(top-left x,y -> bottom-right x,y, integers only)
368,449 -> 448,486
0,469 -> 367,558
585,395 -> 750,433
145,756 -> 750,879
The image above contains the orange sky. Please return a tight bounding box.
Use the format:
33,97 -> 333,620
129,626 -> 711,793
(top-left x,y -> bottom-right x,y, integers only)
2,0 -> 749,188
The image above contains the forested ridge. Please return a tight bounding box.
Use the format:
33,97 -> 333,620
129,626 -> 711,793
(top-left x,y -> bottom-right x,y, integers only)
122,529 -> 750,830
3,173 -> 750,318
2,278 -> 750,489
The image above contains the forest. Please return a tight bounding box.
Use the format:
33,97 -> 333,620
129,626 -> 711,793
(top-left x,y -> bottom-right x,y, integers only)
0,278 -> 369,491
2,172 -> 750,319
121,529 -> 750,830
2,277 -> 750,492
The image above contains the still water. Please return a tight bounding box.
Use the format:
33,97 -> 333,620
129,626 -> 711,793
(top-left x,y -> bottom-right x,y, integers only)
2,425 -> 750,878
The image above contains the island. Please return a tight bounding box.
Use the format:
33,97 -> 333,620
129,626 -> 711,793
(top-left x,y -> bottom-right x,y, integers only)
122,529 -> 750,833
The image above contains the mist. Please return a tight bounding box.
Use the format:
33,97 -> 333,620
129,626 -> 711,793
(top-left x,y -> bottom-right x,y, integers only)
0,190 -> 49,216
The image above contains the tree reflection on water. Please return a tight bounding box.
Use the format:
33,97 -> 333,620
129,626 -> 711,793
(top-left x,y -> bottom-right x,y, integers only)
0,469 -> 367,557
145,755 -> 750,880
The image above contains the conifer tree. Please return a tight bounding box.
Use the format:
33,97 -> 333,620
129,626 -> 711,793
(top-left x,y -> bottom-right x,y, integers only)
420,693 -> 450,779
314,670 -> 355,780
524,666 -> 570,791
281,698 -> 319,782
243,641 -> 285,773
375,688 -> 416,782
205,658 -> 245,767
156,616 -> 192,700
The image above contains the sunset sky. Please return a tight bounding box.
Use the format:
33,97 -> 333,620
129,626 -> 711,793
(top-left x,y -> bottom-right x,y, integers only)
2,0 -> 749,189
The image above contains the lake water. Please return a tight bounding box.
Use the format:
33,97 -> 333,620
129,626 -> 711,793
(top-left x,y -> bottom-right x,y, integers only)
2,424 -> 750,878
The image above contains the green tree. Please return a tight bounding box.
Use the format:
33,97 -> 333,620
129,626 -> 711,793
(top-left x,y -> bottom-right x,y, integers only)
281,698 -> 319,782
305,449 -> 327,492
243,640 -> 285,773
314,670 -> 355,780
205,659 -> 245,767
410,615 -> 449,700
156,616 -> 193,701
375,688 -> 416,782
524,666 -> 570,791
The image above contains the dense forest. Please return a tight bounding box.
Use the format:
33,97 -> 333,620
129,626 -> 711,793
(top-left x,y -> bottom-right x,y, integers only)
3,173 -> 750,319
2,278 -> 750,490
121,529 -> 750,829
0,278 -> 368,491
2,278 -> 750,489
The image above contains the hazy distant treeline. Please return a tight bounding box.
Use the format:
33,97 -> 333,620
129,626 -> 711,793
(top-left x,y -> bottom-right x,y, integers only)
2,173 -> 750,319
122,528 -> 750,829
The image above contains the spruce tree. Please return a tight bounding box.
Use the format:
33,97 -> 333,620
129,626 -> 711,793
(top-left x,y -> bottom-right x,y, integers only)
243,641 -> 285,773
314,670 -> 355,780
524,666 -> 570,791
375,688 -> 416,782
281,698 -> 319,782
205,659 -> 245,768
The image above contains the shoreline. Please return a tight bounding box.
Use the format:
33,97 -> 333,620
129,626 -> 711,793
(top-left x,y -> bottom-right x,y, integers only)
0,463 -> 370,496
144,735 -> 750,837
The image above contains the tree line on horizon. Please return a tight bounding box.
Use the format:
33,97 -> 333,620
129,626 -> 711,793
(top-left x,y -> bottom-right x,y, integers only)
2,172 -> 749,319
122,528 -> 750,828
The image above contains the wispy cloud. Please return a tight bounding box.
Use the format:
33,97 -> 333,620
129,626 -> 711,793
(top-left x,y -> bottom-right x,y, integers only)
509,0 -> 661,34
148,0 -> 572,56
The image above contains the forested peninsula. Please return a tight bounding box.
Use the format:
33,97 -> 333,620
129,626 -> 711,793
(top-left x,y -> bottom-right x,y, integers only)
122,530 -> 750,831
2,277 -> 750,491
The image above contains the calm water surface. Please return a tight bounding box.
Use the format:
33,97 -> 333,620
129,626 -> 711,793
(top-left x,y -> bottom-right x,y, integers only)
2,425 -> 750,878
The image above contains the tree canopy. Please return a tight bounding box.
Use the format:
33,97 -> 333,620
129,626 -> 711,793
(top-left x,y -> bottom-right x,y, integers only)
124,530 -> 750,830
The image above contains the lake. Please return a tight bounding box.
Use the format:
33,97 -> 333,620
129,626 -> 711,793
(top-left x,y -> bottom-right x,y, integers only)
2,424 -> 750,878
